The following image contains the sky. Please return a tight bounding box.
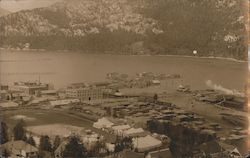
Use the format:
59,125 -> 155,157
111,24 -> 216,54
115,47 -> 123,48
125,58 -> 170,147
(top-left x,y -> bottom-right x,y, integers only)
0,0 -> 61,12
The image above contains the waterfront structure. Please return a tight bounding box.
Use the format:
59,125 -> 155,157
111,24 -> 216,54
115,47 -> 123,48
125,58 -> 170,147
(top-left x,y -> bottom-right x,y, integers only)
65,87 -> 104,101
10,82 -> 50,95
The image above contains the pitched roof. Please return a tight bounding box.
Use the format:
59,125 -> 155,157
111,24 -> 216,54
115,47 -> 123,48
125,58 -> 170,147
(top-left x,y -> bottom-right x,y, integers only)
148,148 -> 173,158
133,135 -> 162,152
0,140 -> 38,153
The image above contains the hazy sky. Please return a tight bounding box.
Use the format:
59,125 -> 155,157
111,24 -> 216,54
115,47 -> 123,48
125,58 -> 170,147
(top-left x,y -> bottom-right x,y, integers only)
0,0 -> 62,12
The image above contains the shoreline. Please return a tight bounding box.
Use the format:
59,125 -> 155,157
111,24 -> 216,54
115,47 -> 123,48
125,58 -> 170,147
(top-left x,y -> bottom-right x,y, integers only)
0,49 -> 247,63
155,54 -> 247,63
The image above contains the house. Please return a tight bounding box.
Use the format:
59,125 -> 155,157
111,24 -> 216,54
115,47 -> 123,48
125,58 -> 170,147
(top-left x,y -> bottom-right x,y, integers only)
93,117 -> 114,129
133,135 -> 162,152
111,125 -> 131,135
123,128 -> 146,137
0,140 -> 38,158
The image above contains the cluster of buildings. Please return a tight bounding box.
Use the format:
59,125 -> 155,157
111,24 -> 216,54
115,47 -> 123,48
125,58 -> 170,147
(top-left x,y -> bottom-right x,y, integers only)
0,81 -> 107,108
0,128 -> 106,158
92,117 -> 169,155
0,82 -> 54,107
0,77 -> 248,157
98,97 -> 247,157
0,72 -> 180,108
106,72 -> 180,89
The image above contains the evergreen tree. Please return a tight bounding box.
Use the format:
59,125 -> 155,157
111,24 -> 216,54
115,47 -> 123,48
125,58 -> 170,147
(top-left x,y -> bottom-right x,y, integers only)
153,94 -> 158,102
114,136 -> 124,153
27,136 -> 36,146
13,119 -> 27,141
122,137 -> 133,149
62,136 -> 87,158
114,142 -> 124,153
52,135 -> 61,152
0,121 -> 9,144
114,136 -> 133,153
39,135 -> 52,152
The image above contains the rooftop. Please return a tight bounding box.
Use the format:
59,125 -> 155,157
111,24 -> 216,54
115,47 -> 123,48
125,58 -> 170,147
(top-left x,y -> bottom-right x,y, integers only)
0,140 -> 38,153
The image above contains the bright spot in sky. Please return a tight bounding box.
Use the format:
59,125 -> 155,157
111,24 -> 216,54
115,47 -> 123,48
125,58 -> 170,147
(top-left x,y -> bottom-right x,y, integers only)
193,50 -> 198,55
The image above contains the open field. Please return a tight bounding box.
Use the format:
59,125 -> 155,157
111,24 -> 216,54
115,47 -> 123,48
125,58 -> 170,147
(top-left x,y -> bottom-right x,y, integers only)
2,109 -> 93,129
1,108 -> 116,142
27,124 -> 85,137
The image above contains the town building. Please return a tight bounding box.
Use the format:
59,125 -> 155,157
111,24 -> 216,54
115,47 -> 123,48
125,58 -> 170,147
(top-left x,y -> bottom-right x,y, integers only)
10,81 -> 51,95
133,135 -> 162,152
65,87 -> 104,101
0,140 -> 38,158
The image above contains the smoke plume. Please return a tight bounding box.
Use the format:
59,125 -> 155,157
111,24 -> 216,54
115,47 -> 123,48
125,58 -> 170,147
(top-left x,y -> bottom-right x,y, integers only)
205,80 -> 244,97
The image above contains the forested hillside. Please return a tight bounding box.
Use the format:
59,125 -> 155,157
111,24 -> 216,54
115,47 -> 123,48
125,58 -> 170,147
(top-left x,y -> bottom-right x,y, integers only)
0,0 -> 247,60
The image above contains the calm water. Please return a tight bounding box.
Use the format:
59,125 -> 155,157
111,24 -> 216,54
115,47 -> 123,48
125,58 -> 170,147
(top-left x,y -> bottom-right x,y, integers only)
0,51 -> 248,91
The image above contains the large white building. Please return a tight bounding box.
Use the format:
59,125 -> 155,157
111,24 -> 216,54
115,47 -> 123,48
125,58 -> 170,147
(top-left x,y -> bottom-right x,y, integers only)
65,87 -> 104,101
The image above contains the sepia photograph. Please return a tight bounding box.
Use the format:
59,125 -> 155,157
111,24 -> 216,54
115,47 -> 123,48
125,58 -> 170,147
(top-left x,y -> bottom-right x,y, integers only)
0,0 -> 249,157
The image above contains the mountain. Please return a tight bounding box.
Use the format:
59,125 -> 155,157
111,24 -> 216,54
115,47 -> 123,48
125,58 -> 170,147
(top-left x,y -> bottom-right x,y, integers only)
0,0 -> 247,60
248,0 -> 250,44
0,7 -> 10,17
